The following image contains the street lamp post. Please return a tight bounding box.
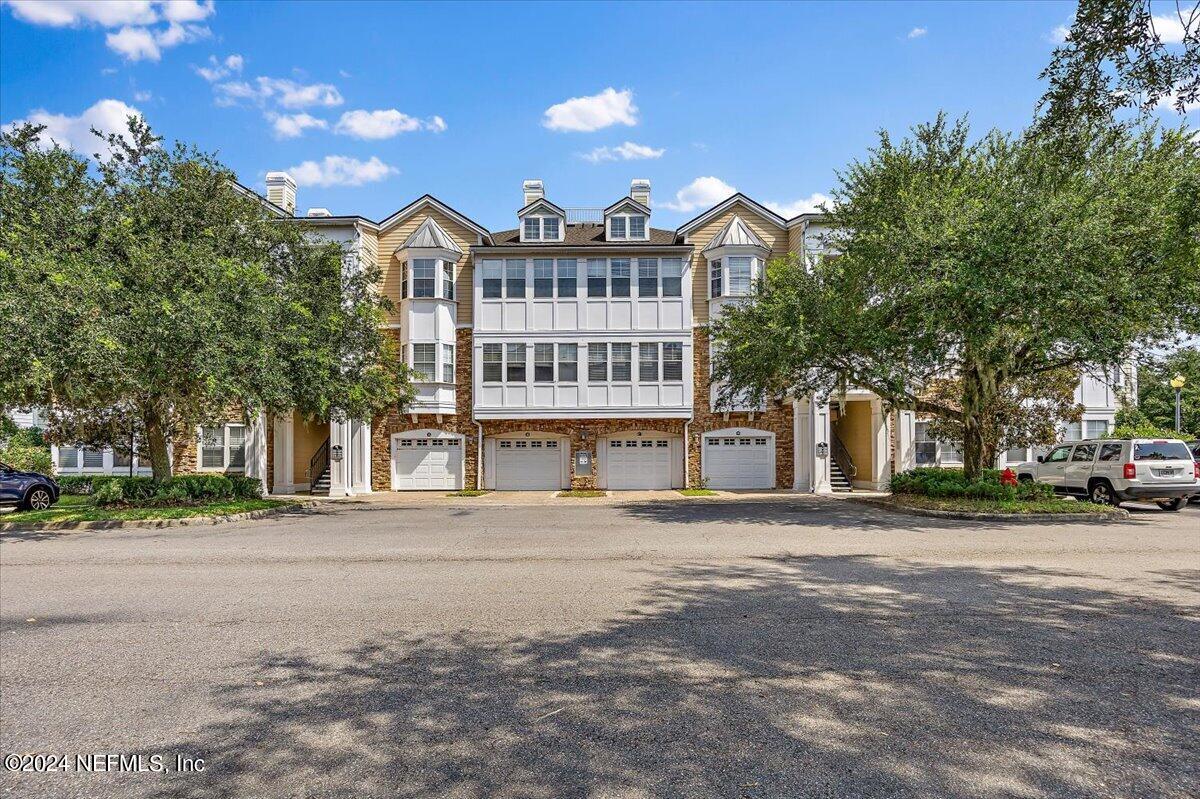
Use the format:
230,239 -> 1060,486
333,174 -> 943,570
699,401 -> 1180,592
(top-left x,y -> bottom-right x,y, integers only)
1169,374 -> 1186,433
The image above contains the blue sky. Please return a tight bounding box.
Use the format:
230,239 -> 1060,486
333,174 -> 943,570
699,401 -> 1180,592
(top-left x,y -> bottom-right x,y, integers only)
2,1 -> 1195,230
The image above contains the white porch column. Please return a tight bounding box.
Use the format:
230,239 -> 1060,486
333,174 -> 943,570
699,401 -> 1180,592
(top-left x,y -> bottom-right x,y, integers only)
272,412 -> 295,495
895,409 -> 916,475
245,411 -> 269,494
327,417 -> 357,497
349,418 -> 371,494
794,394 -> 833,493
869,398 -> 890,491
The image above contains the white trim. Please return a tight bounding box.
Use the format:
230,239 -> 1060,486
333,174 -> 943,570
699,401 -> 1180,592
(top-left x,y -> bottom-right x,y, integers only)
676,194 -> 786,237
389,429 -> 465,491
378,195 -> 490,240
194,422 -> 247,472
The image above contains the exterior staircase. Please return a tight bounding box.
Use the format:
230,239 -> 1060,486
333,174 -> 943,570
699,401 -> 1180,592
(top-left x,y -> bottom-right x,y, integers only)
308,437 -> 331,496
829,460 -> 853,492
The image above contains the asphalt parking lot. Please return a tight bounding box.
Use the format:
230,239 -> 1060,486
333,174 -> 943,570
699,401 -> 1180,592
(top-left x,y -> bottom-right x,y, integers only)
1,497 -> 1197,798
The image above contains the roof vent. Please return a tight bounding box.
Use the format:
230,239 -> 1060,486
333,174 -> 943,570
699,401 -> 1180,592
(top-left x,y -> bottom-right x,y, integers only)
305,208 -> 332,218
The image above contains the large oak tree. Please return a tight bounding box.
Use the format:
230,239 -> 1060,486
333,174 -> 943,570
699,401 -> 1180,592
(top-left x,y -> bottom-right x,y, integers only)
709,116 -> 1199,478
1,119 -> 412,480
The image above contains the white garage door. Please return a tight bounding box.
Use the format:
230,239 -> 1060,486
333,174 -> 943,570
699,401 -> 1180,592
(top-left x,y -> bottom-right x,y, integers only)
393,436 -> 462,490
704,434 -> 774,489
495,439 -> 562,490
607,437 -> 673,489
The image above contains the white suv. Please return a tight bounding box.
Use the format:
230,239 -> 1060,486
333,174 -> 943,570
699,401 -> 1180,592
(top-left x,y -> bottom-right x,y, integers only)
1017,438 -> 1199,511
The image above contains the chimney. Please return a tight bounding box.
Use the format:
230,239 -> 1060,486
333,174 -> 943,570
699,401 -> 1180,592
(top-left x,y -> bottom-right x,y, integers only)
522,179 -> 544,207
631,178 -> 651,207
266,171 -> 296,216
306,207 -> 332,218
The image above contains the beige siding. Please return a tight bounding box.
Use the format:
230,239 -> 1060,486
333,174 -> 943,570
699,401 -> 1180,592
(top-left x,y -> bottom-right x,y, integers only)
687,202 -> 788,325
376,206 -> 477,326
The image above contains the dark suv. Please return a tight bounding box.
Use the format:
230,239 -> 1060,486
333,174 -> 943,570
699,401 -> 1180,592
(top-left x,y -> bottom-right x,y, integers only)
0,462 -> 59,511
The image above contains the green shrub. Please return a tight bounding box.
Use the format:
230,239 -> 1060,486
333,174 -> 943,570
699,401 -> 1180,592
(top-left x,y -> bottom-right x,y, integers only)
0,442 -> 52,474
891,467 -> 1026,501
57,475 -> 97,494
93,479 -> 125,506
60,473 -> 259,506
228,475 -> 263,499
1016,480 -> 1056,501
159,474 -> 235,501
1111,423 -> 1182,440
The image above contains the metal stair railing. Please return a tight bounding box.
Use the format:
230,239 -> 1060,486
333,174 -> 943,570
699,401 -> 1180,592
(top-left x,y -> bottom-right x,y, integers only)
309,437 -> 330,487
831,431 -> 857,481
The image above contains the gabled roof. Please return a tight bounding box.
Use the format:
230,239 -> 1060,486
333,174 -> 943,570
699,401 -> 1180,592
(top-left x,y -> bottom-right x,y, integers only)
702,214 -> 769,252
400,216 -> 463,254
603,196 -> 651,216
675,192 -> 786,236
518,197 -> 566,217
230,179 -> 290,218
378,194 -> 491,242
785,211 -> 832,228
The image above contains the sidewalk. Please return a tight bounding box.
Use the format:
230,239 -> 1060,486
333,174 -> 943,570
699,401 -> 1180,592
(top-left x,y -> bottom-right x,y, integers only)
274,489 -> 891,507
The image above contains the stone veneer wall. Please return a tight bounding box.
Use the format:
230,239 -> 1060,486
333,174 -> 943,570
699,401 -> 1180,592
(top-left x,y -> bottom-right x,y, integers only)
688,332 -> 795,489
371,327 -> 478,491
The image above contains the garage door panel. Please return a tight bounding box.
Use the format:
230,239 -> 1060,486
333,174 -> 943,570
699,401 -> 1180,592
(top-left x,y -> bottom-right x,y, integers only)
705,434 -> 774,489
495,439 -> 562,490
607,437 -> 673,489
393,437 -> 462,490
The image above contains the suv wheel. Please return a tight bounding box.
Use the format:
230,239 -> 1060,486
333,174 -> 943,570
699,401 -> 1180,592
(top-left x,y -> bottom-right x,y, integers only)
1089,480 -> 1118,506
1156,498 -> 1185,512
23,487 -> 53,511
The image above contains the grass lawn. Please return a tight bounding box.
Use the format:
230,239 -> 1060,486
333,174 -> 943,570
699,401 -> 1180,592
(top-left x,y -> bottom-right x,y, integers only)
446,489 -> 490,497
678,488 -> 719,496
1,494 -> 292,525
557,490 -> 607,498
888,494 -> 1113,515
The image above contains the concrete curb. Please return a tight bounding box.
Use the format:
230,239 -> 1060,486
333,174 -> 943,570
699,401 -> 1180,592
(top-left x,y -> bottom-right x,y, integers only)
0,500 -> 323,533
848,496 -> 1130,522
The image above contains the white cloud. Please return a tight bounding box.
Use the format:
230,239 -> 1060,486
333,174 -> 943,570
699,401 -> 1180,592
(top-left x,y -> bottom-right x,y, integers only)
543,87 -> 637,132
7,1 -> 213,62
907,27 -> 926,39
5,1 -> 159,27
106,26 -> 159,60
288,155 -> 397,187
133,90 -> 153,102
333,108 -> 446,139
1050,24 -> 1070,44
268,112 -> 328,139
213,76 -> 343,109
765,192 -> 832,218
581,141 -> 665,163
4,98 -> 143,159
658,176 -> 737,212
1156,91 -> 1200,113
195,53 -> 243,82
1150,13 -> 1187,44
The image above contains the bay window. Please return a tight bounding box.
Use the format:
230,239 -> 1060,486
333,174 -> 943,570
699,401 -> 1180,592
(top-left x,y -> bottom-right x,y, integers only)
506,343 -> 526,382
412,343 -> 436,381
727,256 -> 752,296
588,343 -> 608,382
505,259 -> 526,298
400,261 -> 408,299
661,258 -> 682,297
663,342 -> 683,380
443,261 -> 455,300
710,259 -> 722,298
558,344 -> 577,382
639,342 -> 659,382
482,260 -> 502,298
442,343 -> 455,383
638,258 -> 658,297
610,258 -> 630,297
611,343 -> 632,381
482,343 -> 502,382
412,259 -> 436,298
534,343 -> 555,382
534,259 -> 554,298
557,259 -> 577,297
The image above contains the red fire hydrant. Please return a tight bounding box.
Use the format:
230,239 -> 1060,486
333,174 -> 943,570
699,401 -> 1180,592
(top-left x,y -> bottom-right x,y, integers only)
1001,467 -> 1018,487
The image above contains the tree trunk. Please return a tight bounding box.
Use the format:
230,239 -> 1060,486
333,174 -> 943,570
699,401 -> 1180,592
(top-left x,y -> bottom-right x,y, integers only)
141,404 -> 173,482
960,361 -> 999,480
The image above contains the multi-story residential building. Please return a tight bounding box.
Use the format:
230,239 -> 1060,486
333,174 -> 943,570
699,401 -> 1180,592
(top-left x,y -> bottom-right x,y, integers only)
40,175 -> 1132,494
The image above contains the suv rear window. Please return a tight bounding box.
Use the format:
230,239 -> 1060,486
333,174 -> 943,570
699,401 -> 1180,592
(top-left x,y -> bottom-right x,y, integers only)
1133,442 -> 1192,461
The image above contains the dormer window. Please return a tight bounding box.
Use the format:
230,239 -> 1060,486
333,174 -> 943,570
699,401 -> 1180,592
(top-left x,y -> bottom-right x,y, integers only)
628,215 -> 645,238
611,216 -> 626,239
607,213 -> 647,241
524,217 -> 539,240
519,213 -> 565,242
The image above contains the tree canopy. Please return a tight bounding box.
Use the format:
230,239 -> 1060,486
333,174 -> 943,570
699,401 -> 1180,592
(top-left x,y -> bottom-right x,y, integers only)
0,118 -> 412,479
709,116 -> 1200,477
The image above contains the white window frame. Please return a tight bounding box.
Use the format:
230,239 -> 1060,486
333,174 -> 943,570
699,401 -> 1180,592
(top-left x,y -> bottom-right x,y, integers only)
442,343 -> 455,384
607,212 -> 649,241
411,343 -> 437,383
519,214 -> 565,243
196,423 -> 246,472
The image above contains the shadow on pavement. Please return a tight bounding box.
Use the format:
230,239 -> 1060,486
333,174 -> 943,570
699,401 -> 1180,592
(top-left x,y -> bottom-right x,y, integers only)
147,555 -> 1198,798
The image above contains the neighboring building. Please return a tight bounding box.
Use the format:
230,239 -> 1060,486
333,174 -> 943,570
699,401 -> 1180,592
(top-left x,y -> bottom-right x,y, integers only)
27,175 -> 1135,493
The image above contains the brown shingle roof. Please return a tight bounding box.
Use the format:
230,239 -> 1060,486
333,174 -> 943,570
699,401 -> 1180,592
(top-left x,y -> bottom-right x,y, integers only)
487,224 -> 680,247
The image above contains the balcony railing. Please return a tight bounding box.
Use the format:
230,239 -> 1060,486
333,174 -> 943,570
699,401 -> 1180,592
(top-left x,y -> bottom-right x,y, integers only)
564,208 -> 604,224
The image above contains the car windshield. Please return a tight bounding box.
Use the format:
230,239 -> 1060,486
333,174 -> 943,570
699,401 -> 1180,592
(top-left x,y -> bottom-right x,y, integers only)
1132,442 -> 1192,461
